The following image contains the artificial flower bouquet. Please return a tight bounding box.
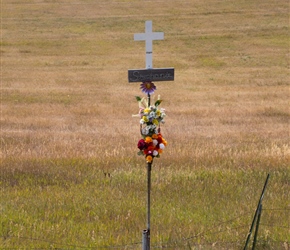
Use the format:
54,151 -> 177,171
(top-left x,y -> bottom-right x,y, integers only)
137,133 -> 167,163
134,81 -> 167,163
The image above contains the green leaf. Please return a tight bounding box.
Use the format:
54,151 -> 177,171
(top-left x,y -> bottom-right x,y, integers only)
135,96 -> 142,102
137,151 -> 144,156
155,100 -> 162,106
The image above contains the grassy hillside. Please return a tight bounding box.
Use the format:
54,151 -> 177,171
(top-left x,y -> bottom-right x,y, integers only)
1,0 -> 289,249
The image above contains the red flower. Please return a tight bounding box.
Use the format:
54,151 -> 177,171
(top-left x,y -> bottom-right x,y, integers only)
157,134 -> 163,143
137,139 -> 146,150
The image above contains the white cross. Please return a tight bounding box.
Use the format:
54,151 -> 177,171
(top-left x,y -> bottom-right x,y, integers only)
134,20 -> 164,69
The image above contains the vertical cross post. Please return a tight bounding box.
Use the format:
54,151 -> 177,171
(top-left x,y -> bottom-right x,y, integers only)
134,20 -> 164,69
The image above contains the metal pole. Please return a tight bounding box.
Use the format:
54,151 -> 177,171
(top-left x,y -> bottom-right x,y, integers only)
252,204 -> 263,250
148,93 -> 151,249
244,173 -> 270,250
147,162 -> 151,230
142,93 -> 152,250
142,162 -> 151,250
142,230 -> 148,250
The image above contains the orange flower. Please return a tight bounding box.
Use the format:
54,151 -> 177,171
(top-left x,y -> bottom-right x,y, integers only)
158,149 -> 163,154
162,139 -> 167,146
145,137 -> 153,143
152,134 -> 158,139
146,155 -> 153,163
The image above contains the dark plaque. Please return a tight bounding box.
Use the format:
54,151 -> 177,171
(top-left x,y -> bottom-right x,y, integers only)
128,68 -> 174,82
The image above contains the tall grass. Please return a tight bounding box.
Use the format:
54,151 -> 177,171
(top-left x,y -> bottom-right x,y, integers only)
1,0 -> 289,249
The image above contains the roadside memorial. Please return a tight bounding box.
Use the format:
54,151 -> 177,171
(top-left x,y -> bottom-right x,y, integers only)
128,20 -> 174,250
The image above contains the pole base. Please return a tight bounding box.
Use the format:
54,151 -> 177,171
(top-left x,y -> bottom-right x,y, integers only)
142,229 -> 150,250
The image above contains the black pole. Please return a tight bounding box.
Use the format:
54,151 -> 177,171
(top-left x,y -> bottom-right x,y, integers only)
142,93 -> 152,250
147,162 -> 151,249
142,162 -> 152,250
147,93 -> 151,243
243,173 -> 270,250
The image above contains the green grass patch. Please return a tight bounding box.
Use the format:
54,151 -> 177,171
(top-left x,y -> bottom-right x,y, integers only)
2,90 -> 79,106
1,158 -> 289,248
198,56 -> 226,68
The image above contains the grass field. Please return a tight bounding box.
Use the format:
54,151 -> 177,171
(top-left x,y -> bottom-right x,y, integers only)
1,0 -> 289,249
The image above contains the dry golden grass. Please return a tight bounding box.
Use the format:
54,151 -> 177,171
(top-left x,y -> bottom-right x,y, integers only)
1,0 -> 289,248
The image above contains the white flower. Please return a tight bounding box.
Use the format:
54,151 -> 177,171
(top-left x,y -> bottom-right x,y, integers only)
153,150 -> 158,156
149,111 -> 155,118
147,125 -> 156,130
159,143 -> 165,149
153,139 -> 158,146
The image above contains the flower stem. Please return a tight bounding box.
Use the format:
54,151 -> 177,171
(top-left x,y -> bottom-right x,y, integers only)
147,93 -> 151,106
